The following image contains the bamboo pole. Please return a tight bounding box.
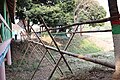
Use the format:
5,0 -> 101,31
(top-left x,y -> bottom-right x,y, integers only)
21,29 -> 64,79
48,25 -> 80,79
6,47 -> 12,65
12,43 -> 30,80
38,14 -> 120,32
29,42 -> 63,76
39,17 -> 73,79
28,25 -> 64,80
32,29 -> 112,34
108,0 -> 120,79
69,29 -> 112,34
0,14 -> 12,32
0,61 -> 6,80
28,40 -> 115,69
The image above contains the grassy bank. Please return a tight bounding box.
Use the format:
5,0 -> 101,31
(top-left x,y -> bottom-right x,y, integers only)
41,33 -> 102,55
66,35 -> 102,55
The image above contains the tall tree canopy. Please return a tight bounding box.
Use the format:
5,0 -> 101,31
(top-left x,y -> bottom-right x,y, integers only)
74,0 -> 106,27
16,0 -> 106,28
16,0 -> 75,27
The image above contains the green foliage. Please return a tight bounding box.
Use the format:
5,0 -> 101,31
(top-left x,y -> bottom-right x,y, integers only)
16,0 -> 75,27
16,0 -> 106,28
79,6 -> 106,27
16,0 -> 32,19
58,0 -> 75,13
75,0 -> 106,27
67,35 -> 102,54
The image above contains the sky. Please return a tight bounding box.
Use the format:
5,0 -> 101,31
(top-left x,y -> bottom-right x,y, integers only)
97,0 -> 120,17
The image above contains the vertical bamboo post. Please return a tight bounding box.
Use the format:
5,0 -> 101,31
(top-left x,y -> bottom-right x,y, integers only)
39,16 -> 73,79
108,0 -> 120,80
0,61 -> 6,80
6,47 -> 12,65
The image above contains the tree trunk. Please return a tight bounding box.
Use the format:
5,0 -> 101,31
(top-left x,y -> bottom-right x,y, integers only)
108,0 -> 120,80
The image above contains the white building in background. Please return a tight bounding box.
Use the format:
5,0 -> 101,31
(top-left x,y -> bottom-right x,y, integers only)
31,24 -> 41,38
12,24 -> 24,40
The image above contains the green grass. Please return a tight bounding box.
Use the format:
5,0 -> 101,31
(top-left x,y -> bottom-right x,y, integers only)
41,32 -> 68,39
41,32 -> 49,36
67,35 -> 102,55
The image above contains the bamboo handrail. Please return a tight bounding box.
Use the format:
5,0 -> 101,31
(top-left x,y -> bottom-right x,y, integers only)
0,14 -> 12,32
28,40 -> 115,69
0,38 -> 12,65
33,29 -> 112,34
38,14 -> 120,32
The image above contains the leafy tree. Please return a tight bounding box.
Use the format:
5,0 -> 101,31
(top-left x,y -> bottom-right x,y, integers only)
16,0 -> 106,34
16,0 -> 75,28
74,0 -> 106,27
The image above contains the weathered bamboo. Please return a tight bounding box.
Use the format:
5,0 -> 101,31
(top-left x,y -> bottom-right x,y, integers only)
0,39 -> 12,80
12,44 -> 29,79
20,9 -> 120,80
39,16 -> 73,78
32,29 -> 112,35
29,42 -> 63,76
40,17 -> 73,69
29,44 -> 45,78
0,14 -> 12,32
22,29 -> 64,78
28,40 -> 115,69
29,25 -> 64,80
0,62 -> 6,80
6,47 -> 12,65
69,29 -> 112,34
108,0 -> 120,80
17,43 -> 30,68
38,14 -> 120,32
30,49 -> 48,80
48,25 -> 80,79
65,25 -> 79,50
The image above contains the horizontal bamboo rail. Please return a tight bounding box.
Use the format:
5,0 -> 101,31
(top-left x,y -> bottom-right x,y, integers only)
33,29 -> 112,34
28,40 -> 115,69
69,29 -> 112,34
39,14 -> 120,32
